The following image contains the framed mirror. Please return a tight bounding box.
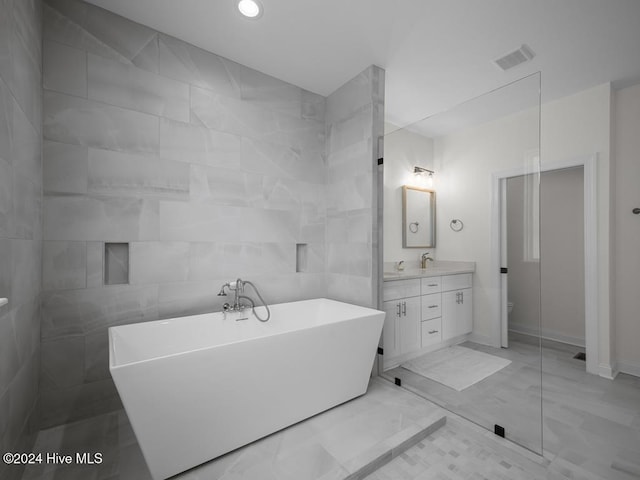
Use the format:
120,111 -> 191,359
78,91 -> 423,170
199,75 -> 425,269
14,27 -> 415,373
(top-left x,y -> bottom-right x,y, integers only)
402,186 -> 435,247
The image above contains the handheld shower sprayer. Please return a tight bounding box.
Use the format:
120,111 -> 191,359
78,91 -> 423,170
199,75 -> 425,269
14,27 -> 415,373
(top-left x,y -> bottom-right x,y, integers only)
216,278 -> 270,322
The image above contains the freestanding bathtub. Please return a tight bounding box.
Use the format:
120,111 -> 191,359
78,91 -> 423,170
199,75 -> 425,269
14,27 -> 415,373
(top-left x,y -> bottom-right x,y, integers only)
109,297 -> 385,480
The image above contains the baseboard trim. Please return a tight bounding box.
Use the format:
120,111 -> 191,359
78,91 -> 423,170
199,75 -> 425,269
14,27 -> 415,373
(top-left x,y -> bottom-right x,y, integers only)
598,363 -> 618,380
508,324 -> 585,348
468,332 -> 497,348
616,359 -> 640,378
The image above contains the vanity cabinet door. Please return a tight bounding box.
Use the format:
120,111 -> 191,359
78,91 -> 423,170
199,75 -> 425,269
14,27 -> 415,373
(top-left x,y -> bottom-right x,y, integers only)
442,288 -> 473,340
456,288 -> 473,335
382,300 -> 400,358
441,291 -> 457,340
398,296 -> 421,354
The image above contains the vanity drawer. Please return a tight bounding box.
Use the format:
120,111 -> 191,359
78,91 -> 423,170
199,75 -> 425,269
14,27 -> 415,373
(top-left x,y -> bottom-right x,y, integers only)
421,276 -> 442,295
441,273 -> 472,292
421,293 -> 442,320
383,279 -> 421,301
421,318 -> 442,347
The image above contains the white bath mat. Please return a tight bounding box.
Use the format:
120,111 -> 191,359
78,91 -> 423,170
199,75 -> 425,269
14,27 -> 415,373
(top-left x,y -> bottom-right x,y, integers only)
401,346 -> 511,391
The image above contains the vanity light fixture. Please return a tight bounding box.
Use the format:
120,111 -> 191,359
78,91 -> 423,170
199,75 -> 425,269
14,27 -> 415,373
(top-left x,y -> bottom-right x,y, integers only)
414,166 -> 435,187
237,0 -> 263,18
413,166 -> 434,176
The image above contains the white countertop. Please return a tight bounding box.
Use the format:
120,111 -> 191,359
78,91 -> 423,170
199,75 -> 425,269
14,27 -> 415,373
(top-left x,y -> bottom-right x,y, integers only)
383,261 -> 475,281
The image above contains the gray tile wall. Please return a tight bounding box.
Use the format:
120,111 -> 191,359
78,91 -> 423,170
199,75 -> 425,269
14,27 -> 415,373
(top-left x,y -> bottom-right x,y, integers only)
325,66 -> 384,308
40,0 -> 330,428
0,0 -> 43,479
41,0 -> 383,428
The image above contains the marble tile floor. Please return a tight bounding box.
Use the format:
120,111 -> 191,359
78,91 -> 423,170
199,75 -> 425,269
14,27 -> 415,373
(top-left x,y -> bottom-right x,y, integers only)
384,334 -> 640,479
21,378 -> 446,480
363,416 -> 552,480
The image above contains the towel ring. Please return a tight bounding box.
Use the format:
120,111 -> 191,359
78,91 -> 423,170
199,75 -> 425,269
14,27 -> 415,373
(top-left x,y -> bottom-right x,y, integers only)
450,219 -> 464,232
409,222 -> 419,233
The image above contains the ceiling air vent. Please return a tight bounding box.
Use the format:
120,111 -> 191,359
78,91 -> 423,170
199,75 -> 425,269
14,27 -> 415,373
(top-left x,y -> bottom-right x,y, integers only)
494,44 -> 535,71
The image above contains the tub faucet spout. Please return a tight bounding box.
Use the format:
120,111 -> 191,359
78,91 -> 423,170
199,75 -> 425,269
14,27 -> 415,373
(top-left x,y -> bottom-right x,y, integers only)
218,278 -> 271,322
218,279 -> 249,312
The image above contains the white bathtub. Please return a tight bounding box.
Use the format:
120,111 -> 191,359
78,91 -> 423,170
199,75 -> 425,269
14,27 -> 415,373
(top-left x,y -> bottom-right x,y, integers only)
109,298 -> 385,480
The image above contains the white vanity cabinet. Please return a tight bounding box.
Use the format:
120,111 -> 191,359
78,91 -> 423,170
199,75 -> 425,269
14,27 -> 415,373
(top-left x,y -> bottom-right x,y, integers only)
382,279 -> 421,360
382,268 -> 474,369
441,274 -> 473,340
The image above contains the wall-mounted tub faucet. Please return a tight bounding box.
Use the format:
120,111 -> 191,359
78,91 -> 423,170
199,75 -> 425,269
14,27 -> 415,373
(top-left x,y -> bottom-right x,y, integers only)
217,278 -> 248,312
217,278 -> 271,322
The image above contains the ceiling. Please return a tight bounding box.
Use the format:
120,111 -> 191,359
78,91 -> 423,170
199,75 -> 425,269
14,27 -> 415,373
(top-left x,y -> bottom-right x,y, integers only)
85,0 -> 640,129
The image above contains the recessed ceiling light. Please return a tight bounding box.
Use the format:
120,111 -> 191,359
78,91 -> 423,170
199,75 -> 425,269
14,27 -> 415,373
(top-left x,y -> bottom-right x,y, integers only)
237,0 -> 263,19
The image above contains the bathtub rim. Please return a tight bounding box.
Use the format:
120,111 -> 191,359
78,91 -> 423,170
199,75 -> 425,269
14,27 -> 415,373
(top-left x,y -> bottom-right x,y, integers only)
109,297 -> 384,370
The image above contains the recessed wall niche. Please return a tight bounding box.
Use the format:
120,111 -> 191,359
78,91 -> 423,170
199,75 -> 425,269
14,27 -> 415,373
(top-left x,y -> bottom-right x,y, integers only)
104,243 -> 129,285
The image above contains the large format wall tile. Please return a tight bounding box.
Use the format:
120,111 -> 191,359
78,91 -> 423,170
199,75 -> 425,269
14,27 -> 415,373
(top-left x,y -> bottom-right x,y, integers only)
130,242 -> 190,284
11,172 -> 41,240
40,0 -> 382,429
325,66 -> 384,308
88,54 -> 189,122
10,239 -> 41,306
4,15 -> 42,131
11,97 -> 42,185
45,0 -> 155,63
190,164 -> 259,206
42,241 -> 86,291
158,34 -> 238,97
41,285 -> 159,340
43,41 -> 86,97
42,141 -> 87,194
43,4 -> 130,65
0,159 -> 12,238
43,91 -> 159,154
40,336 -> 85,389
88,148 -> 190,200
242,137 -> 326,183
0,78 -> 12,164
223,59 -> 304,117
44,196 -> 158,241
0,0 -> 41,477
159,118 -> 243,167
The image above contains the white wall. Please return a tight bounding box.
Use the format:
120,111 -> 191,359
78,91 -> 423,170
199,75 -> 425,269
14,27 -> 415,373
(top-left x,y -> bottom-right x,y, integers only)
383,123 -> 435,266
432,83 -> 613,372
507,168 -> 585,347
540,83 -> 613,376
613,83 -> 640,377
434,106 -> 539,345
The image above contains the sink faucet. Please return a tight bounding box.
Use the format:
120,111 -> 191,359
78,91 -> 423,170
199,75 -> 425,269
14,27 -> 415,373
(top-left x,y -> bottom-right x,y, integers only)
421,252 -> 434,269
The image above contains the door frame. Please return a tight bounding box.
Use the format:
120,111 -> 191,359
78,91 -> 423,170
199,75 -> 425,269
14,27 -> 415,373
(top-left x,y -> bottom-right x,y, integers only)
491,154 -> 598,374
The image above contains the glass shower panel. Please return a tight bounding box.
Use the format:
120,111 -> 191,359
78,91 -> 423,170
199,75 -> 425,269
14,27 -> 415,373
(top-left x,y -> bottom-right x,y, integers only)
381,73 -> 542,454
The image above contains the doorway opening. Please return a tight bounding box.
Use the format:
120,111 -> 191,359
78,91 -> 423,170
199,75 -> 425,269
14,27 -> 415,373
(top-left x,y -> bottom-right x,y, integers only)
494,154 -> 598,374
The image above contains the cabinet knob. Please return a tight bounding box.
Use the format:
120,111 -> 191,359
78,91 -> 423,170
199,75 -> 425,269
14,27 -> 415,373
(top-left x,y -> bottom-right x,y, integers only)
428,330 -> 438,334
428,305 -> 438,309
